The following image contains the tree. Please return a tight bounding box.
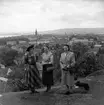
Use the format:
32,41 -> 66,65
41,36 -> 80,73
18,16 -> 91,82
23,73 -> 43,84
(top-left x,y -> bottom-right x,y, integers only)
96,47 -> 104,69
75,52 -> 97,76
0,47 -> 18,66
72,42 -> 89,60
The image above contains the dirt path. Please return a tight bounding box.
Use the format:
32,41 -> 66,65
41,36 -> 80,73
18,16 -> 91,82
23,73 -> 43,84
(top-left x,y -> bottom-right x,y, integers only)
0,86 -> 104,105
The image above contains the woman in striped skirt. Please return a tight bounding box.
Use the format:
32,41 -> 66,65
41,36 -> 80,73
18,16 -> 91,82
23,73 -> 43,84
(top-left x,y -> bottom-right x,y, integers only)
24,45 -> 42,94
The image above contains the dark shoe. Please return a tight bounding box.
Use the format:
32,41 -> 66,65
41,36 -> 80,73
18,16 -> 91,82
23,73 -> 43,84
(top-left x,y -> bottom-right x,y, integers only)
30,91 -> 34,94
30,90 -> 39,94
45,86 -> 51,92
20,96 -> 28,100
34,90 -> 39,93
45,89 -> 48,92
45,89 -> 50,92
64,91 -> 71,95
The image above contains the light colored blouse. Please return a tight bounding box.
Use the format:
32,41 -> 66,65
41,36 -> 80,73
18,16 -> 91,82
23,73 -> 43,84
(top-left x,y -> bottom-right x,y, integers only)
41,51 -> 53,65
60,51 -> 75,69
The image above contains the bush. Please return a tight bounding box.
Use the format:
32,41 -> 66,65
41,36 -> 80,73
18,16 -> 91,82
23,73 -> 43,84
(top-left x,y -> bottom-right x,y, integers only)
75,51 -> 102,77
52,48 -> 62,83
6,65 -> 28,92
6,79 -> 28,92
72,42 -> 89,60
0,47 -> 18,66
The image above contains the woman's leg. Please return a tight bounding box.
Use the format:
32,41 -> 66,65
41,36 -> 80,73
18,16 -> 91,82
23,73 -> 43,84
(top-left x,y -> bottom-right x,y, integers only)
60,69 -> 65,86
45,85 -> 51,92
64,85 -> 71,95
69,75 -> 74,92
30,86 -> 39,94
29,85 -> 35,94
66,85 -> 70,92
45,64 -> 53,92
64,72 -> 73,95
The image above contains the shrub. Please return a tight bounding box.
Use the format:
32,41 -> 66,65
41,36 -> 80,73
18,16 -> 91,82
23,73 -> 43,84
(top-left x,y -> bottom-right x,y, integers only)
52,48 -> 62,83
72,42 -> 89,60
6,65 -> 28,92
75,51 -> 102,77
6,79 -> 28,92
0,47 -> 18,66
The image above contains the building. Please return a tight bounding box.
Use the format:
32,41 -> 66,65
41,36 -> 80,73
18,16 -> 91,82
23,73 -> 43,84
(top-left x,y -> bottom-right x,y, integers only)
7,41 -> 17,45
0,45 -> 5,48
28,41 -> 37,44
28,37 -> 37,41
18,41 -> 27,44
29,40 -> 50,44
88,44 -> 102,54
11,45 -> 23,53
68,38 -> 93,46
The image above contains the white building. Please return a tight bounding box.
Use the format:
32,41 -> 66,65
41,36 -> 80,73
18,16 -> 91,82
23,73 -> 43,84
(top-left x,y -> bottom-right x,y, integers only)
28,41 -> 37,44
11,45 -> 23,53
68,38 -> 93,45
18,41 -> 27,44
28,37 -> 37,41
7,41 -> 17,45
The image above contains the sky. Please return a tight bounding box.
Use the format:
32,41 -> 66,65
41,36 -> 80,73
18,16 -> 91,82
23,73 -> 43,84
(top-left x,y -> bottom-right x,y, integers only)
0,0 -> 104,33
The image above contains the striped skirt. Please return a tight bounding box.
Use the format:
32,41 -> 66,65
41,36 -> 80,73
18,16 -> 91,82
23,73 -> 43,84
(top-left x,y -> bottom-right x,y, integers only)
25,65 -> 42,90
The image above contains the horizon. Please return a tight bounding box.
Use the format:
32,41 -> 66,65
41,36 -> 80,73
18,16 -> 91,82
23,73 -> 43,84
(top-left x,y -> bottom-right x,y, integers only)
0,0 -> 104,35
0,27 -> 104,35
0,27 -> 103,38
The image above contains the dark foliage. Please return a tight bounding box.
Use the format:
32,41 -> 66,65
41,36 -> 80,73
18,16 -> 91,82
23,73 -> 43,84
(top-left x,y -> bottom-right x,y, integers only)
0,48 -> 18,66
72,42 -> 89,60
75,51 -> 102,77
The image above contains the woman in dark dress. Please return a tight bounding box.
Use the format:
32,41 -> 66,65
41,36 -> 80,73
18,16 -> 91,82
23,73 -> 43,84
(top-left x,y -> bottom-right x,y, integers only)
24,45 -> 42,94
41,46 -> 54,92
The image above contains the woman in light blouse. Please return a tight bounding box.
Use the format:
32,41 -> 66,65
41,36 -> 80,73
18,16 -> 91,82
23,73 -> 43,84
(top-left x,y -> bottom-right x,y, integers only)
41,45 -> 54,92
60,44 -> 75,95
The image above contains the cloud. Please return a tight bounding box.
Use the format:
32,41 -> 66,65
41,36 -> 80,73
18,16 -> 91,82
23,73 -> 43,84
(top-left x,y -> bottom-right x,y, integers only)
56,0 -> 104,2
91,11 -> 104,23
84,0 -> 104,2
0,0 -> 104,33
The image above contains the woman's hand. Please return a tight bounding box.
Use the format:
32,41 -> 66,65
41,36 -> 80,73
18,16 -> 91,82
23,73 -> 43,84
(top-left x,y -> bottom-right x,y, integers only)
44,59 -> 50,63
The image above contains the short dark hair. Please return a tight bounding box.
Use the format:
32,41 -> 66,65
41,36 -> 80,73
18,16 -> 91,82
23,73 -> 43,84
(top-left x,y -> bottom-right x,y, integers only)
41,45 -> 49,53
63,44 -> 70,51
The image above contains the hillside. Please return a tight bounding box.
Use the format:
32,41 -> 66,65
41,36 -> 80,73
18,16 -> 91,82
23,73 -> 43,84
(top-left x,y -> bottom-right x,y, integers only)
0,28 -> 104,38
39,28 -> 104,35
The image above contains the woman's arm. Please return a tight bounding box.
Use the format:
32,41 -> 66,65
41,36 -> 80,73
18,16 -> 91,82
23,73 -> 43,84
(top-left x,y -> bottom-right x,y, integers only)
23,54 -> 28,64
49,54 -> 53,64
60,54 -> 65,69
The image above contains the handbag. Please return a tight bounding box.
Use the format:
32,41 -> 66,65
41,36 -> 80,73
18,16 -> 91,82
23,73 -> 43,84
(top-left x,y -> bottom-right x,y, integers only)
47,65 -> 54,72
69,66 -> 75,75
63,66 -> 75,75
62,66 -> 69,71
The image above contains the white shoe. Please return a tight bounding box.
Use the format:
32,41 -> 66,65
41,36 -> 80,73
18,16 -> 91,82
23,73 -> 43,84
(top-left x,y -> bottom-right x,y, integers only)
74,85 -> 79,88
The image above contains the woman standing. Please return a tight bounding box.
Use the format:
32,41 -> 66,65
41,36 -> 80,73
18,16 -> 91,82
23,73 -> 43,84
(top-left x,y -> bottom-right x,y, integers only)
24,45 -> 42,94
60,44 -> 75,95
41,46 -> 54,92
